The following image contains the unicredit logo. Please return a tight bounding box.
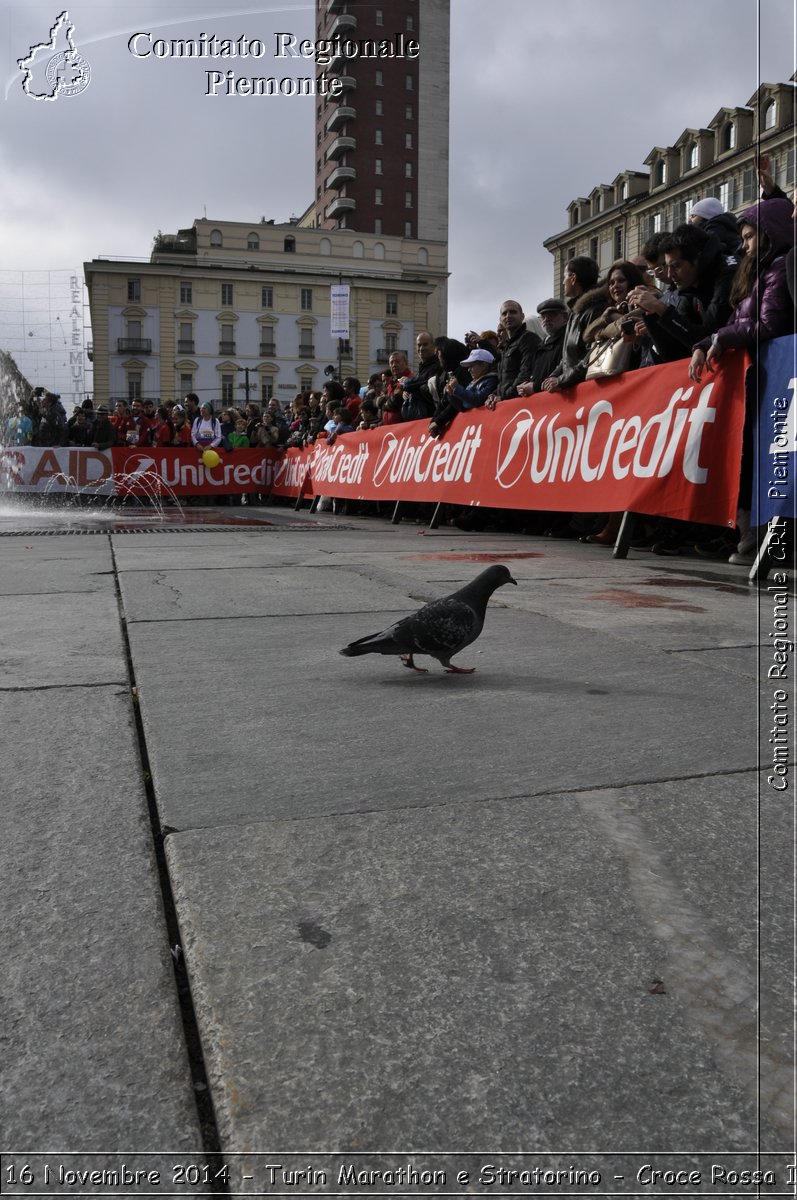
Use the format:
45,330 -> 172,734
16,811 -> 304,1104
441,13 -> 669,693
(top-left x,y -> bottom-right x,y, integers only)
123,453 -> 157,477
372,431 -> 400,488
495,410 -> 534,489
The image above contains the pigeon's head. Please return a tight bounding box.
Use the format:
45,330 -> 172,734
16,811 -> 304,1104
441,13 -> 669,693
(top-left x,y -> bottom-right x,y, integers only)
480,563 -> 517,590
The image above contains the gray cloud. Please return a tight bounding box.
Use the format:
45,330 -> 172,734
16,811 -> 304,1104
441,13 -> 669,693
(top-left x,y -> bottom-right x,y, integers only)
1,0 -> 793,353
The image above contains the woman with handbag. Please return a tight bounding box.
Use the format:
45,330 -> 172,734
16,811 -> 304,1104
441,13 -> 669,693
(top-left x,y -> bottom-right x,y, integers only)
579,261 -> 649,544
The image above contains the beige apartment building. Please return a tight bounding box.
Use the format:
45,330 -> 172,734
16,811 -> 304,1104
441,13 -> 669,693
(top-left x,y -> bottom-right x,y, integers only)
544,78 -> 795,288
84,218 -> 447,407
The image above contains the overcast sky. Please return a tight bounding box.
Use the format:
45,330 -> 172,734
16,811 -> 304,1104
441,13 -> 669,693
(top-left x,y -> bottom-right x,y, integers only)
0,0 -> 794,393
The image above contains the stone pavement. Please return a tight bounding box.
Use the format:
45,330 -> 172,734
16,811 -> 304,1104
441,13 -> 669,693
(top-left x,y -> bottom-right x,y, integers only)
0,505 -> 793,1193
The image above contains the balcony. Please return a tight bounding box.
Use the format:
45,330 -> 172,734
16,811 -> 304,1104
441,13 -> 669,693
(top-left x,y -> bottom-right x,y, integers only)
330,13 -> 357,36
327,0 -> 346,11
177,339 -> 195,354
219,341 -> 236,354
298,345 -> 315,358
326,135 -> 356,161
326,165 -> 356,190
325,196 -> 356,220
117,337 -> 152,354
325,105 -> 356,133
336,75 -> 356,93
259,342 -> 276,356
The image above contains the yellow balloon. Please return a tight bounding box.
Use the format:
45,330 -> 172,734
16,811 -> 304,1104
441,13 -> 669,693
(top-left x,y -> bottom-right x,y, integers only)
202,449 -> 221,468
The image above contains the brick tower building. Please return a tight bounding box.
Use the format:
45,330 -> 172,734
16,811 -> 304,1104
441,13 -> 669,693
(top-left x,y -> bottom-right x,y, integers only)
313,0 -> 450,242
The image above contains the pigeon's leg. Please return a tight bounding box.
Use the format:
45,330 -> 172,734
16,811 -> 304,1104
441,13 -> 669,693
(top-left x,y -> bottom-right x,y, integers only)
401,654 -> 428,673
443,662 -> 476,674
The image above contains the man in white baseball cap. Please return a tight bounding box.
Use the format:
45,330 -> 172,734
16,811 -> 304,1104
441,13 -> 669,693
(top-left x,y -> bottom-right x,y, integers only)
428,348 -> 498,439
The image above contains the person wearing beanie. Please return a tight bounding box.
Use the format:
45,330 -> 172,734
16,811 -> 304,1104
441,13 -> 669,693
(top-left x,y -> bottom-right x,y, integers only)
690,197 -> 743,258
191,400 -> 222,451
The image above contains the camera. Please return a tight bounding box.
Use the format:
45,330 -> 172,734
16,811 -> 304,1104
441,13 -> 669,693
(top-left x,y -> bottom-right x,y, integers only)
620,317 -> 636,335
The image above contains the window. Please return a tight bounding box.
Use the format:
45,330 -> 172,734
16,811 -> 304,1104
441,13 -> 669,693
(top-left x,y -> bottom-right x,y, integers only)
210,229 -> 222,247
405,104 -> 413,120
180,373 -> 193,395
385,331 -> 398,352
654,160 -> 667,187
375,188 -> 383,206
589,237 -> 598,262
742,168 -> 756,203
220,323 -> 235,353
405,191 -> 413,208
404,222 -> 412,237
764,100 -> 777,130
221,283 -> 234,307
262,286 -> 273,308
299,332 -> 314,355
180,282 -> 192,304
406,14 -> 414,29
405,133 -> 413,149
127,372 -> 142,401
127,319 -> 142,342
261,380 -> 274,403
375,69 -> 383,87
375,9 -> 384,24
673,199 -> 689,225
221,374 -> 234,404
127,278 -> 140,301
614,227 -> 623,259
300,376 -> 313,392
178,321 -> 194,353
375,129 -> 383,145
385,293 -> 398,316
374,218 -> 382,235
375,158 -> 383,175
405,162 -> 413,178
405,74 -> 413,91
301,288 -> 313,311
374,242 -> 385,260
716,181 -> 731,211
353,240 -> 364,258
722,122 -> 736,152
247,232 -> 260,250
375,99 -> 383,116
284,236 -> 296,252
259,330 -> 276,354
688,143 -> 699,170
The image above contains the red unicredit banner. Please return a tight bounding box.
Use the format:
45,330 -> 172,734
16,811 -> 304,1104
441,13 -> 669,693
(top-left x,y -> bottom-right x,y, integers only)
0,354 -> 745,522
0,445 -> 308,498
306,352 -> 747,526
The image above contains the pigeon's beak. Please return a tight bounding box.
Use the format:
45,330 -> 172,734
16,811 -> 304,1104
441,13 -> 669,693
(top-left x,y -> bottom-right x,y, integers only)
508,575 -> 517,585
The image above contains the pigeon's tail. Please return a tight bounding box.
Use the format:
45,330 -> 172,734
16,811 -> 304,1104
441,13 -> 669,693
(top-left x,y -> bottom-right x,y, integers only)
340,631 -> 399,657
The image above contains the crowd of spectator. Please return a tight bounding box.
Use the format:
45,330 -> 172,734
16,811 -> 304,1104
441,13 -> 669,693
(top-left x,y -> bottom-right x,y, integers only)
6,156 -> 794,563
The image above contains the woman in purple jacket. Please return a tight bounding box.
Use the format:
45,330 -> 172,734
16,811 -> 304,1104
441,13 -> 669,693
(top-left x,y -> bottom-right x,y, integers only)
689,197 -> 794,380
688,196 -> 795,562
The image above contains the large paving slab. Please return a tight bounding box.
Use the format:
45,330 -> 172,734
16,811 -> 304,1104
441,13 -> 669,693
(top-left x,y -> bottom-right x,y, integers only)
0,589 -> 126,688
1,687 -> 200,1150
118,564 -> 427,624
166,770 -> 786,1154
130,602 -> 758,832
0,538 -> 114,597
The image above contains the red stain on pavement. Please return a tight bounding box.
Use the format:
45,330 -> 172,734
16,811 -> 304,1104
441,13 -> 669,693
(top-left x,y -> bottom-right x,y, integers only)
409,552 -> 543,562
588,589 -> 705,612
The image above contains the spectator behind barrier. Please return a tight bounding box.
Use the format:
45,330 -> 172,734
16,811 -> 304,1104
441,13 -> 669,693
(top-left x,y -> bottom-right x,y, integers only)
627,224 -> 736,362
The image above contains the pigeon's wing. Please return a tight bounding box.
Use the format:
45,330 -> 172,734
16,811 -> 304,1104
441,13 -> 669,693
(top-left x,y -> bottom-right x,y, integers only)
395,597 -> 480,659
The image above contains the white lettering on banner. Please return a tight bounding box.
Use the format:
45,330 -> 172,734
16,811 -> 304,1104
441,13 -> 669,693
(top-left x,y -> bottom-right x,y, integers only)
310,442 -> 370,486
494,384 -> 719,489
370,426 -> 482,489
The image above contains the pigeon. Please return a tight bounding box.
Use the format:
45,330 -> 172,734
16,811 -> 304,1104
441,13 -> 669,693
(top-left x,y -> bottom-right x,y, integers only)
340,563 -> 517,673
